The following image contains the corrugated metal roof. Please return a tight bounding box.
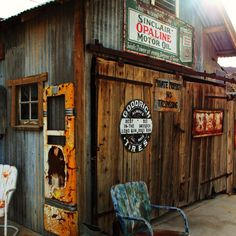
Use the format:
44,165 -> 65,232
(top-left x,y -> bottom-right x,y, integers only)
195,0 -> 236,57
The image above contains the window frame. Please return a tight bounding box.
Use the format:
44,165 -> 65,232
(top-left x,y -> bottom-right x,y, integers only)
151,0 -> 177,15
7,73 -> 47,130
19,83 -> 39,125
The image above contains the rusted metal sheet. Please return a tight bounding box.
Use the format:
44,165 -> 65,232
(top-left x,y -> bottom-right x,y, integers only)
44,204 -> 78,236
43,83 -> 77,235
44,83 -> 76,204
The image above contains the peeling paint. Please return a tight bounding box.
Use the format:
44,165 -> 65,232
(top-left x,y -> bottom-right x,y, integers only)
44,204 -> 78,236
43,83 -> 77,235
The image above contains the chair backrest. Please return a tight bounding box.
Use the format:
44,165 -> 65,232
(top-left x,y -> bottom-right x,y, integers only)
111,181 -> 152,234
0,164 -> 18,217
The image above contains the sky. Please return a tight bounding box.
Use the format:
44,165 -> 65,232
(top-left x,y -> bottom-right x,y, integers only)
0,0 -> 51,19
0,0 -> 236,67
217,0 -> 236,67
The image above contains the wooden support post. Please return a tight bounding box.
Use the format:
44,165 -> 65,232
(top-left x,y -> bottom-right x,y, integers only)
0,43 -> 4,60
74,0 -> 87,232
226,102 -> 234,194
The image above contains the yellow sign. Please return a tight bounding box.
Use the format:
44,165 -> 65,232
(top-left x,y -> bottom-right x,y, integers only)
154,78 -> 182,112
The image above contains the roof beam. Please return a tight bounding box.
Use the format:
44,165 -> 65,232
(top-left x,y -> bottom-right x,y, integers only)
87,43 -> 236,85
204,25 -> 226,34
218,4 -> 236,50
216,49 -> 236,57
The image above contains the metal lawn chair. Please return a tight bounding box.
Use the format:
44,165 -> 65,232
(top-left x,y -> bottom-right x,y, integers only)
0,164 -> 18,236
111,181 -> 190,236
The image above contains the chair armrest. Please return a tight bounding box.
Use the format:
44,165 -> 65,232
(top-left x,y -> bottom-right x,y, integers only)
151,204 -> 189,234
5,188 -> 16,196
116,212 -> 153,236
5,188 -> 16,205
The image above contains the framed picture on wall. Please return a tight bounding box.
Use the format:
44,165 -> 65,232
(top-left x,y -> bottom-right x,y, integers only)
192,109 -> 224,138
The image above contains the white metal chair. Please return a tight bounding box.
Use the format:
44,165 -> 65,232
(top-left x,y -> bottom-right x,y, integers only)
0,164 -> 18,236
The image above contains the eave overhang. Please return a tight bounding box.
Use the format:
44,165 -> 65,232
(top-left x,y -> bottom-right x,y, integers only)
195,0 -> 236,57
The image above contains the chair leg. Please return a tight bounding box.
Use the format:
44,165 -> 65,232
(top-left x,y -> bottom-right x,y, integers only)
7,225 -> 19,236
0,224 -> 19,236
4,205 -> 7,236
0,205 -> 19,236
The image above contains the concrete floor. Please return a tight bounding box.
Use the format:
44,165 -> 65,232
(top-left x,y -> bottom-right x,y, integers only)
156,194 -> 236,236
0,218 -> 41,236
1,194 -> 236,235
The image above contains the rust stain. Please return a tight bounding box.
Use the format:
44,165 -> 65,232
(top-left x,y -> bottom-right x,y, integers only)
44,204 -> 78,236
43,83 -> 77,235
48,146 -> 66,188
44,83 -> 77,204
3,171 -> 9,178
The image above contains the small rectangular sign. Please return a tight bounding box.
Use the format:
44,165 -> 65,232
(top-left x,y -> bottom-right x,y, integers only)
128,8 -> 178,55
192,110 -> 224,138
154,78 -> 182,112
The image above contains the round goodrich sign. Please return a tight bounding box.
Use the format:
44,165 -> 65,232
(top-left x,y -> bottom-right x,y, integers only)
120,99 -> 153,153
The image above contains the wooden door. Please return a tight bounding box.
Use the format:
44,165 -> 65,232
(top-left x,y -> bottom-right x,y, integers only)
95,76 -> 153,230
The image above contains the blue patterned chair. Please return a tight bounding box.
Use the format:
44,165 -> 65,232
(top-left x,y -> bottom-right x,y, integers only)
111,181 -> 189,236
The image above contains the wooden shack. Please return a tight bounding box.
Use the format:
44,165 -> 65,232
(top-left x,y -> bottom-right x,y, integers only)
0,0 -> 236,235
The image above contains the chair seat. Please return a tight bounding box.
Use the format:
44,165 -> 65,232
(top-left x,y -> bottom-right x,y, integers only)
111,182 -> 190,236
136,229 -> 189,236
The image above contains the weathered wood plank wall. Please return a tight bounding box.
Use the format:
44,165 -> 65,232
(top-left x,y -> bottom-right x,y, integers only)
95,58 -> 233,233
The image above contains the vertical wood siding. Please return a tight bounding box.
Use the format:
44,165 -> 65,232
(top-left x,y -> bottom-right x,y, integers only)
0,3 -> 75,234
86,0 -> 235,233
95,58 -> 234,234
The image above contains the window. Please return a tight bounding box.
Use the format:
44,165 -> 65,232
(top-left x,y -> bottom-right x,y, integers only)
19,84 -> 38,125
151,0 -> 176,15
7,73 -> 47,130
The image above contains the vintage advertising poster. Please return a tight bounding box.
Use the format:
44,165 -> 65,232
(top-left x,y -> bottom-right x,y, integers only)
154,78 -> 182,112
192,110 -> 224,138
124,0 -> 194,67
